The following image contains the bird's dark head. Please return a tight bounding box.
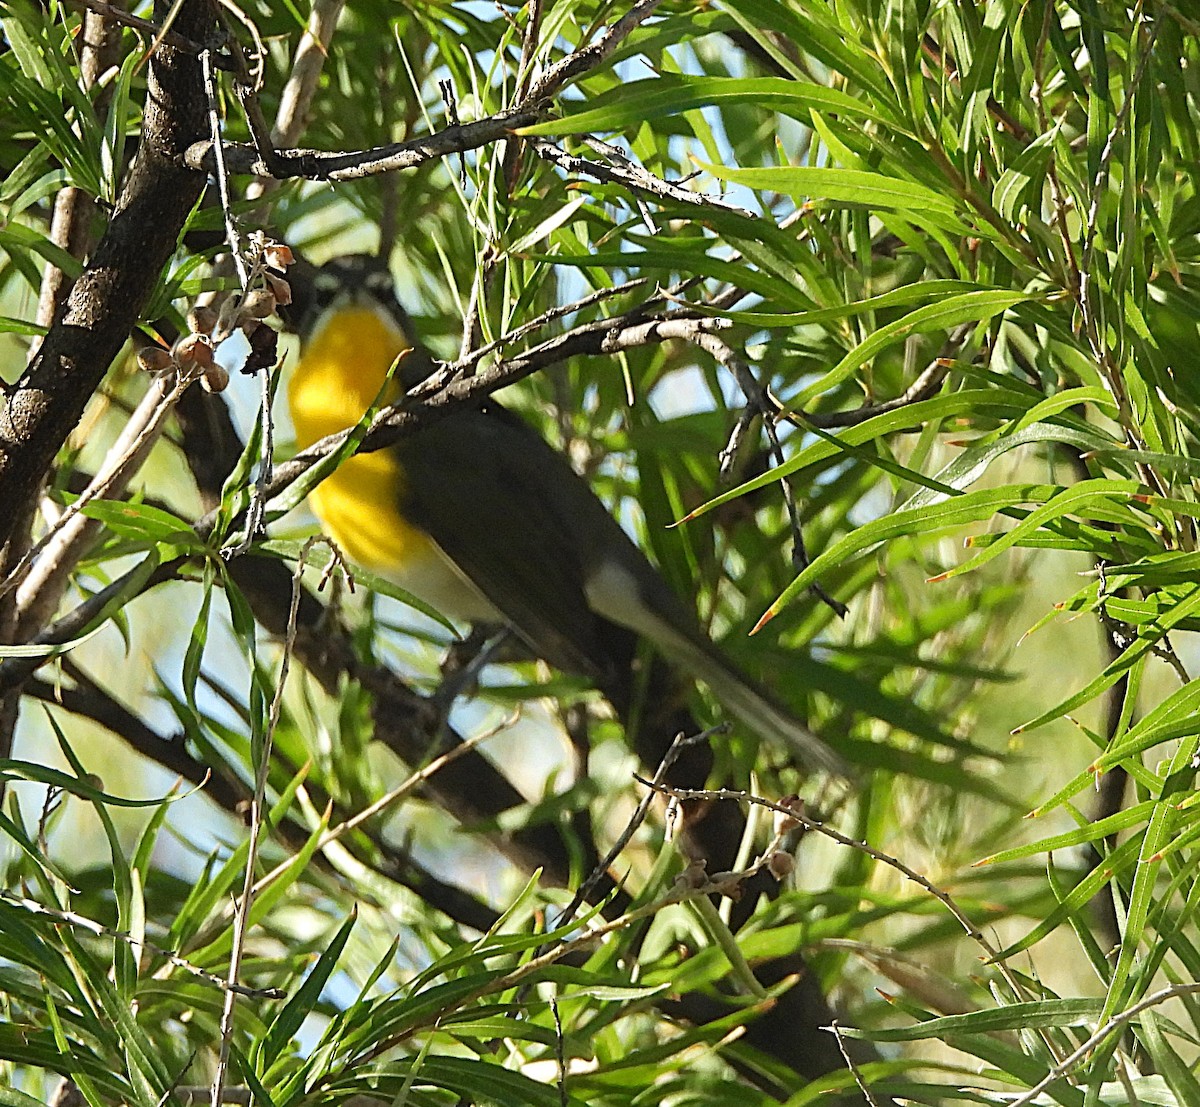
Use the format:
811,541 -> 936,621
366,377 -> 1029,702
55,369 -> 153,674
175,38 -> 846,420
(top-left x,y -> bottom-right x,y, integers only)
281,253 -> 402,338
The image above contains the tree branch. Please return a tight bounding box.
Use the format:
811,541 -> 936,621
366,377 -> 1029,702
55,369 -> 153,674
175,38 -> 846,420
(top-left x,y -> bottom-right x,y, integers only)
184,107 -> 542,181
0,0 -> 217,554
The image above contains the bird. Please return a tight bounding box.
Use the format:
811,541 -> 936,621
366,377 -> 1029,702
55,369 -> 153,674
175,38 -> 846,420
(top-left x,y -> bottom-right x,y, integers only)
285,255 -> 842,775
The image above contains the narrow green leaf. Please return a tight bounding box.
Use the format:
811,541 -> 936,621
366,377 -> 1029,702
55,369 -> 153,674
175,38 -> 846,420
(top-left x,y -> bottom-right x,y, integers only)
844,998 -> 1103,1041
519,75 -> 891,136
259,912 -> 357,1070
929,479 -> 1141,582
975,801 -> 1156,865
786,290 -> 1037,410
757,484 -> 1059,626
1015,584 -> 1200,735
705,163 -> 959,213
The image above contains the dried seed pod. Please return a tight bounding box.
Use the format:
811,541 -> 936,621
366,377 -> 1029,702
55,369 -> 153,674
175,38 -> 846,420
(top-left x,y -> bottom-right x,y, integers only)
773,794 -> 803,835
264,241 -> 294,269
216,294 -> 242,337
187,305 -> 218,336
240,288 -> 276,320
173,333 -> 214,370
708,871 -> 744,900
200,364 -> 230,393
674,858 -> 709,891
242,323 -> 278,375
264,270 -> 292,306
136,346 -> 175,374
767,851 -> 795,881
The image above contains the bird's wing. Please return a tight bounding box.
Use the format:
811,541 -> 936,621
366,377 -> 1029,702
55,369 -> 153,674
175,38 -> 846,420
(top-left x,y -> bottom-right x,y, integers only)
394,404 -> 636,686
396,403 -> 843,772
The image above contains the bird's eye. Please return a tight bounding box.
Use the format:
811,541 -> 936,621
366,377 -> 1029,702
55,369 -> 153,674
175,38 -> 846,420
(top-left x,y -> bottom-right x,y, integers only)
311,270 -> 342,311
364,268 -> 395,299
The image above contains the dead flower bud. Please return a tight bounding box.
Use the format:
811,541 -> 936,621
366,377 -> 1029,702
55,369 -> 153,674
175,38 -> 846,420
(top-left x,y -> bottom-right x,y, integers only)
240,288 -> 276,320
675,858 -> 708,891
708,872 -> 744,900
216,295 -> 242,337
264,241 -> 294,269
264,270 -> 292,306
767,851 -> 795,881
242,323 -> 279,375
186,305 -> 218,336
773,794 -> 804,835
136,346 -> 175,374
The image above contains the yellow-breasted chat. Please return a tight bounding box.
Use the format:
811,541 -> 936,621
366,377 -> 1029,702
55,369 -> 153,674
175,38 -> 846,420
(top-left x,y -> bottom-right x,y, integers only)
286,255 -> 842,775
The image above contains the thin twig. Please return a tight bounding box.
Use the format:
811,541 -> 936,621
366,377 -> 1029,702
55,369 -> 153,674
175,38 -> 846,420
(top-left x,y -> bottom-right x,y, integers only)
273,0 -> 345,147
525,0 -> 664,102
829,1021 -> 881,1107
633,779 -> 1065,1062
555,726 -> 724,930
791,354 -> 956,430
6,373 -> 190,623
201,49 -> 247,287
531,137 -> 755,219
668,324 -> 846,616
65,0 -> 227,61
186,0 -> 665,183
185,107 -> 542,179
1006,982 -> 1200,1107
211,536 -> 321,1107
550,993 -> 568,1107
451,277 -> 650,375
0,889 -> 284,1000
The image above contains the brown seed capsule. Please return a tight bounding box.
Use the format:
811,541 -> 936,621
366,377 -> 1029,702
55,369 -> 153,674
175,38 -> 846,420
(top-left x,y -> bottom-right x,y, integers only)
264,241 -> 294,269
187,305 -> 218,336
767,851 -> 795,881
773,794 -> 803,835
674,858 -> 709,891
240,288 -> 276,320
200,364 -> 230,393
216,294 -> 242,337
708,871 -> 744,900
243,323 -> 279,375
264,271 -> 292,306
136,346 -> 175,374
173,333 -> 214,369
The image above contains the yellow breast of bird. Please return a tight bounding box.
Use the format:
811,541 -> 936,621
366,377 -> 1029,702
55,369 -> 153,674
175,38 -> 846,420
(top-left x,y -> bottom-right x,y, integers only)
287,305 -> 437,574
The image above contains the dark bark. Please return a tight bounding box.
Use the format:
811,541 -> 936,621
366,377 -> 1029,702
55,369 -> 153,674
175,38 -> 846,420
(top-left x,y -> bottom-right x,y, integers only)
0,0 -> 217,552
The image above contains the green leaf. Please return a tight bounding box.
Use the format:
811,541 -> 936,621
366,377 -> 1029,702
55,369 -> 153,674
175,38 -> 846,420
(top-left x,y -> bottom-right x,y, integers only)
258,912 -> 357,1071
843,998 -> 1103,1041
928,478 -> 1141,582
757,483 -> 1061,626
79,499 -> 201,548
785,289 -> 1038,410
975,801 -> 1157,865
1015,584 -> 1200,735
519,75 -> 891,136
702,164 -> 971,232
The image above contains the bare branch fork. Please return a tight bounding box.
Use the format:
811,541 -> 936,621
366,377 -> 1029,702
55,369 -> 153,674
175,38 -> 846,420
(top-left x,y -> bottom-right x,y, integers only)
183,0 -> 668,182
